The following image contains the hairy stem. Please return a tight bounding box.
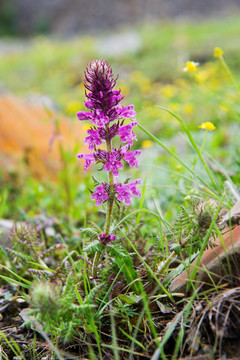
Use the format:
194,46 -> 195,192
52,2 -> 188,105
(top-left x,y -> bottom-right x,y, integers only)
93,134 -> 114,278
104,135 -> 114,235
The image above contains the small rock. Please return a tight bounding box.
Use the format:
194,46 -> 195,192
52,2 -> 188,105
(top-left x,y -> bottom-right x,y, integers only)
0,219 -> 14,248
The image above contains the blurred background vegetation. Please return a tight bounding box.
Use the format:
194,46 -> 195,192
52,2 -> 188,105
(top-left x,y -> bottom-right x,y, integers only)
0,0 -> 240,224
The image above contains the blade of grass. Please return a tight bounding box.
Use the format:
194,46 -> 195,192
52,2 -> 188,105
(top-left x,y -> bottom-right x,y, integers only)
119,228 -> 173,301
0,189 -> 8,218
113,208 -> 159,233
187,193 -> 225,292
218,54 -> 240,92
119,328 -> 146,351
114,256 -> 143,294
101,343 -> 149,356
96,265 -> 124,316
155,106 -> 221,193
0,275 -> 32,289
135,176 -> 147,227
0,331 -> 26,360
75,285 -> 103,360
0,265 -> 32,285
110,309 -> 120,360
151,288 -> 198,360
138,123 -> 218,197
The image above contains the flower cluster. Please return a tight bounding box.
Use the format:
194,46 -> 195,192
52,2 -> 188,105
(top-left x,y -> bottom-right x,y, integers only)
98,233 -> 116,245
77,59 -> 141,207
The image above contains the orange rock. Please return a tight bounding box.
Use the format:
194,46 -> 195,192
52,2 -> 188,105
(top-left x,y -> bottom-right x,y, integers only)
0,95 -> 87,179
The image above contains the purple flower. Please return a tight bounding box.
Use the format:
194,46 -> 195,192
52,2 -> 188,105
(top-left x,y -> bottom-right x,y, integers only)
104,151 -> 124,176
77,111 -> 94,122
77,109 -> 110,127
98,232 -> 116,245
116,105 -> 136,120
114,184 -> 133,205
77,153 -> 95,172
128,179 -> 142,197
91,184 -> 109,206
114,179 -> 141,205
94,148 -> 125,176
99,123 -> 118,141
124,150 -> 142,169
91,110 -> 110,127
118,121 -> 138,145
84,128 -> 102,150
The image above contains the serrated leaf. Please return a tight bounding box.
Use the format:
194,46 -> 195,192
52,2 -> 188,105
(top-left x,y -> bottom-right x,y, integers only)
85,283 -> 103,304
107,244 -> 128,258
80,227 -> 98,239
83,240 -> 102,254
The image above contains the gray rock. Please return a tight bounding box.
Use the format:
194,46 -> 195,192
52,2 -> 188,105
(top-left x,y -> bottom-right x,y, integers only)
0,219 -> 14,248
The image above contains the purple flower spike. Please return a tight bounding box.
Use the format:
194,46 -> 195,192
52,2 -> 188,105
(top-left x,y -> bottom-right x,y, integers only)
77,153 -> 95,172
77,59 -> 141,209
124,150 -> 142,169
91,184 -> 109,206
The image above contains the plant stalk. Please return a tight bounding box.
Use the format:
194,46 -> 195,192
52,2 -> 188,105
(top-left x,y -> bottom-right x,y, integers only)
104,135 -> 114,235
93,135 -> 114,278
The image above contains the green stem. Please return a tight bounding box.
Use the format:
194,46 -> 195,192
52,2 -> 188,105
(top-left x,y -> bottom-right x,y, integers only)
220,55 -> 240,93
93,134 -> 114,278
92,251 -> 101,278
192,129 -> 208,171
104,136 -> 114,235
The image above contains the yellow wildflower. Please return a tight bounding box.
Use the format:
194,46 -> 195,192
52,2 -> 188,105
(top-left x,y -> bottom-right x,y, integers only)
199,122 -> 216,131
214,47 -> 223,58
183,61 -> 199,72
141,140 -> 153,148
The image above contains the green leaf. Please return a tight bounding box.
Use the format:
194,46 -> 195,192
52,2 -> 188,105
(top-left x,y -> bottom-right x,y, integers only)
80,227 -> 99,239
114,257 -> 143,295
83,240 -> 102,254
85,284 -> 103,304
118,293 -> 142,304
107,244 -> 128,258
